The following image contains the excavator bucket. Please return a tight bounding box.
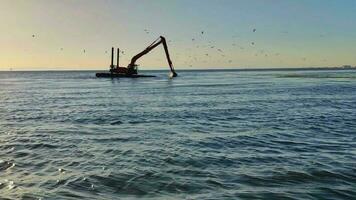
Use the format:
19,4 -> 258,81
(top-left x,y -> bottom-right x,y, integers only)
170,71 -> 178,78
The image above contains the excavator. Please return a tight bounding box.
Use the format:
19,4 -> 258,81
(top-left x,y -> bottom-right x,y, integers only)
96,36 -> 177,78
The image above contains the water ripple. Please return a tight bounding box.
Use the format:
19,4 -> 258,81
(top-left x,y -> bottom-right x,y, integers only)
1,70 -> 355,199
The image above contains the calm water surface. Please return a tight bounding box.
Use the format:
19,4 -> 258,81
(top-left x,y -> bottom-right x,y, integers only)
0,70 -> 355,199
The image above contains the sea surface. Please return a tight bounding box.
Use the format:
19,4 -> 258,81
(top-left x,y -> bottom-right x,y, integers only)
0,69 -> 355,200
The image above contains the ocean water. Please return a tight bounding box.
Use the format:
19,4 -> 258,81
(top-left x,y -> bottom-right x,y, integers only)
0,69 -> 355,199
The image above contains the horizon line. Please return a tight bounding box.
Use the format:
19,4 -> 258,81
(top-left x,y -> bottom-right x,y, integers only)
1,66 -> 355,72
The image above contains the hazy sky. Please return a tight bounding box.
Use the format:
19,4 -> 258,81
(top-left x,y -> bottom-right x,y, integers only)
1,0 -> 356,70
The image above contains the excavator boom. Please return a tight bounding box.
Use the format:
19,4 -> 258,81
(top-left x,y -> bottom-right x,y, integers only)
128,36 -> 177,77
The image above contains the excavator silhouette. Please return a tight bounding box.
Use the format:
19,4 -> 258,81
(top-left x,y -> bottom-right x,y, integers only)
96,36 -> 177,78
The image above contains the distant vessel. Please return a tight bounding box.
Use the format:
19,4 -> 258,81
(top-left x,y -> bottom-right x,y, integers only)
341,65 -> 356,69
96,36 -> 177,78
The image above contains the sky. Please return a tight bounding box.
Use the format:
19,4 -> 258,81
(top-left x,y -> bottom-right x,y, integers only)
0,0 -> 356,70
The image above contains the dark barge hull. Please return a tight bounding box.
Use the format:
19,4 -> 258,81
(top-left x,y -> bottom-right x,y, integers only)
96,73 -> 156,78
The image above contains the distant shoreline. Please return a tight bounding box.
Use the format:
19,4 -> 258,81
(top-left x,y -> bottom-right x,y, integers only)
1,67 -> 356,72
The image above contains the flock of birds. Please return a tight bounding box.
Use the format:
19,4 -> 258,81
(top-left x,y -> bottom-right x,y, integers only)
166,28 -> 284,67
139,28 -> 328,67
30,27 -> 329,68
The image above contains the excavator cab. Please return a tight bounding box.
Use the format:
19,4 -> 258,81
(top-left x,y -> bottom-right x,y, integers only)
127,64 -> 138,75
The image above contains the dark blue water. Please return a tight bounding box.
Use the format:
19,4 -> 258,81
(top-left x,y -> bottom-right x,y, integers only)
1,70 -> 355,199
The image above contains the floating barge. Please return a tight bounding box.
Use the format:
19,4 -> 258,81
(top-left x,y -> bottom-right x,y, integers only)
96,73 -> 155,78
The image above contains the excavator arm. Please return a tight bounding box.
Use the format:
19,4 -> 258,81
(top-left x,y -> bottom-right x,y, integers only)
127,36 -> 177,77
